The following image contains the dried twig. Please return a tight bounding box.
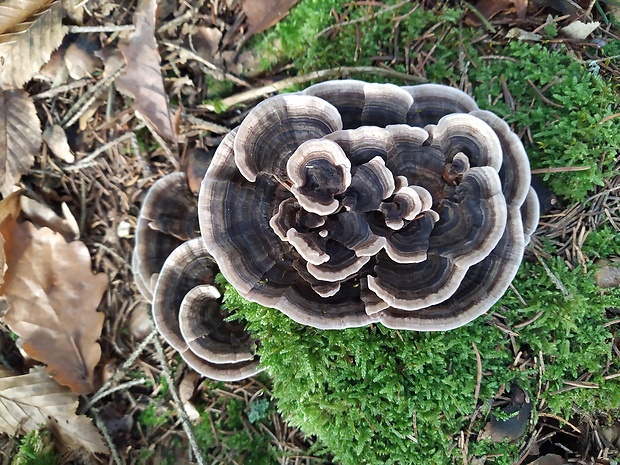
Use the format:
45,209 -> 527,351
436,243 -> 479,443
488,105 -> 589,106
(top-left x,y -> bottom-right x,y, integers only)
88,329 -> 158,410
199,66 -> 427,111
32,78 -> 92,100
136,110 -> 180,167
526,79 -> 565,109
315,0 -> 414,38
61,63 -> 127,128
65,132 -> 137,171
153,336 -> 205,465
472,342 -> 482,408
161,40 -> 251,88
530,166 -> 590,174
538,412 -> 582,433
535,253 -> 573,299
67,25 -> 135,33
92,409 -> 122,465
87,378 -> 148,409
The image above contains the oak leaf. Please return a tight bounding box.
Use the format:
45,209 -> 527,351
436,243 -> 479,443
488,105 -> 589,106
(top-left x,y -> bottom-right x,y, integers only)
0,221 -> 108,394
0,89 -> 41,195
0,0 -> 66,89
116,0 -> 177,143
0,366 -> 108,453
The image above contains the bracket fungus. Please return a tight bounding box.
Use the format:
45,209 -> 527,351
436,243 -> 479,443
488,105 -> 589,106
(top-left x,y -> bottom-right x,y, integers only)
199,80 -> 539,331
133,172 -> 261,381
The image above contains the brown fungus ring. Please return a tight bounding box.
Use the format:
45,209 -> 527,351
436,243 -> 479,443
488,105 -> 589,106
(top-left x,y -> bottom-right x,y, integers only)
199,80 -> 539,331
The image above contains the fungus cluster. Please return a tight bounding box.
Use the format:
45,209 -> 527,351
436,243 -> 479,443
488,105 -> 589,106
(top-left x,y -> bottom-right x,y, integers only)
199,81 -> 538,331
134,80 -> 539,381
133,173 -> 261,381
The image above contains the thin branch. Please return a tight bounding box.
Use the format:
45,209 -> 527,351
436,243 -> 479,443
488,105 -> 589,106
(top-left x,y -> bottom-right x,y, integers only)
153,336 -> 205,465
199,67 -> 427,111
136,110 -> 180,168
535,253 -> 573,299
64,132 -> 136,171
32,79 -> 92,100
61,63 -> 127,128
526,78 -> 565,109
530,166 -> 590,174
471,342 -> 482,409
315,0 -> 414,38
67,25 -> 135,33
88,329 -> 157,408
92,409 -> 122,465
161,40 -> 251,88
86,378 -> 148,410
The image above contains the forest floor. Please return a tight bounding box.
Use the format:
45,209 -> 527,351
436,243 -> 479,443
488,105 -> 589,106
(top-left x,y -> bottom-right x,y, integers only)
1,0 -> 620,464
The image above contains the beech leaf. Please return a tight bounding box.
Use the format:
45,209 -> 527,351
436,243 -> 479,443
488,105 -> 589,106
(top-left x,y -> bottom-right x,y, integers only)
0,366 -> 108,453
0,89 -> 41,195
0,190 -> 22,287
0,221 -> 108,394
0,0 -> 66,89
0,0 -> 51,34
116,0 -> 177,143
242,0 -> 300,37
467,0 -> 527,22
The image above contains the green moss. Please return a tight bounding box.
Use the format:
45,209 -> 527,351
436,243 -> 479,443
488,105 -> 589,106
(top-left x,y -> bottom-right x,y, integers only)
138,402 -> 172,428
220,256 -> 620,464
583,225 -> 620,258
12,430 -> 57,465
466,41 -> 620,201
247,3 -> 620,202
192,382 -> 285,465
222,3 -> 620,463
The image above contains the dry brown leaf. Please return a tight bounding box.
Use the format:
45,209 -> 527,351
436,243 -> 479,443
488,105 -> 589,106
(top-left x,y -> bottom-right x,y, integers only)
0,190 -> 22,287
20,196 -> 80,240
43,124 -> 74,163
0,89 -> 41,195
479,385 -> 532,443
179,370 -> 200,422
116,0 -> 176,143
128,301 -> 154,340
192,26 -> 222,60
529,454 -> 565,465
0,0 -> 51,34
0,221 -> 108,394
0,0 -> 66,89
242,0 -> 300,37
0,366 -> 108,453
61,0 -> 84,25
467,0 -> 527,22
64,41 -> 99,80
561,20 -> 600,39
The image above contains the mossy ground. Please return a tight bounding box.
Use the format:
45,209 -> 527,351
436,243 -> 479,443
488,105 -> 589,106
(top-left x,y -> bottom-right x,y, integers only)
215,1 -> 620,464
4,1 -> 619,464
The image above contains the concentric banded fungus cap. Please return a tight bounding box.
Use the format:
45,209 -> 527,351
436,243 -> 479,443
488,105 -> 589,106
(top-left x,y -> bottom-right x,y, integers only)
199,80 -> 539,331
132,172 -> 198,300
153,237 -> 261,381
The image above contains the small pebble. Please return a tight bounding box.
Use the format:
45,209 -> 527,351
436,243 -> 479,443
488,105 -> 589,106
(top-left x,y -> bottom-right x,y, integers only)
595,265 -> 620,289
